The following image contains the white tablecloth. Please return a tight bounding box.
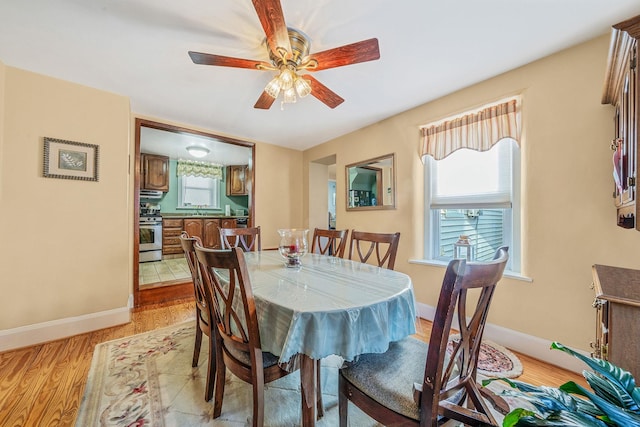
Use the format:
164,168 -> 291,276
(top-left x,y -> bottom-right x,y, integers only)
243,251 -> 417,365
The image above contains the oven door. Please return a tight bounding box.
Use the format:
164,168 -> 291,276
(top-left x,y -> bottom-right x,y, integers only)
140,223 -> 162,251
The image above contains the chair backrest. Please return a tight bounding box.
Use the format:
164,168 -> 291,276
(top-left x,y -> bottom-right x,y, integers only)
348,230 -> 400,270
194,245 -> 264,380
311,228 -> 348,257
219,226 -> 261,252
179,232 -> 211,323
420,246 -> 509,425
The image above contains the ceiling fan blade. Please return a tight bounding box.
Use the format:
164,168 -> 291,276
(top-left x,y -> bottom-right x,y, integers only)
189,51 -> 272,70
251,0 -> 291,58
306,38 -> 380,71
254,91 -> 276,109
303,75 -> 344,109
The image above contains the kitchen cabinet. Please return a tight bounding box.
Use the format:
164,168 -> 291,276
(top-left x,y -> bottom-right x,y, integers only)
141,153 -> 170,192
226,165 -> 248,196
591,264 -> 640,380
602,15 -> 640,229
182,217 -> 238,249
162,218 -> 184,255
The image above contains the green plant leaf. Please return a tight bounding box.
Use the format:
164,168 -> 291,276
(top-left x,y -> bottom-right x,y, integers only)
582,370 -> 640,412
551,342 -> 640,405
503,409 -> 609,426
560,381 -> 640,426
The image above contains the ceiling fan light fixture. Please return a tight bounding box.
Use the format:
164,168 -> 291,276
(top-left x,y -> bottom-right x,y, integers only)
186,146 -> 210,158
265,75 -> 282,98
283,87 -> 297,104
294,77 -> 311,98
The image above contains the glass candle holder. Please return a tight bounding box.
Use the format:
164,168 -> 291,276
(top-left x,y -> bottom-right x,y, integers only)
453,235 -> 475,260
277,229 -> 309,268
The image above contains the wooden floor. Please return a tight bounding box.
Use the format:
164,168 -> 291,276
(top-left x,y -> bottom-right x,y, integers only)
0,298 -> 587,426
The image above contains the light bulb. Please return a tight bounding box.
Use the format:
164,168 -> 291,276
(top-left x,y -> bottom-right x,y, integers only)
264,75 -> 282,98
280,68 -> 295,87
283,87 -> 296,104
294,77 -> 311,98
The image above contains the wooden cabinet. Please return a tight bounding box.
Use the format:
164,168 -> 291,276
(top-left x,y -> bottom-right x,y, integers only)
203,219 -> 221,248
591,264 -> 640,380
226,165 -> 248,196
602,15 -> 640,229
162,218 -> 184,255
141,153 -> 170,192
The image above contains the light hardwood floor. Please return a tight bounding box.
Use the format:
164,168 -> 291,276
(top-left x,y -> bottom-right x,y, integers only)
0,298 -> 587,426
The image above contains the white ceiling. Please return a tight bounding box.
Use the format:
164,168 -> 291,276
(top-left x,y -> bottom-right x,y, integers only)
1,1 -> 640,151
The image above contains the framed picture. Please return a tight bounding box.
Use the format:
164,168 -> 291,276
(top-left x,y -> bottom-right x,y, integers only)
43,137 -> 99,181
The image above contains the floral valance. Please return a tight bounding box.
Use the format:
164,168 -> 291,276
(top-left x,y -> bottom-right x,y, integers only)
420,98 -> 520,161
176,159 -> 223,179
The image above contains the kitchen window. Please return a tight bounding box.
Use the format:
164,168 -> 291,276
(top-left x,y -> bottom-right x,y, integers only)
178,175 -> 220,209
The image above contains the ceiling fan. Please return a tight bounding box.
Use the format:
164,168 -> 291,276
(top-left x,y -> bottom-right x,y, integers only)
188,0 -> 380,110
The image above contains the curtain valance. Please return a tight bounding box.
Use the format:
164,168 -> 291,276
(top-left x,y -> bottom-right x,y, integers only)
177,159 -> 223,179
420,98 -> 520,160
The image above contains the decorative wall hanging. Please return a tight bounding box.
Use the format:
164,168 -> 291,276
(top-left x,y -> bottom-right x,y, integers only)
43,137 -> 99,181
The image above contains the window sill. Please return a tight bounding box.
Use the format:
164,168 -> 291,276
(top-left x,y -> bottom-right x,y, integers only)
408,258 -> 533,282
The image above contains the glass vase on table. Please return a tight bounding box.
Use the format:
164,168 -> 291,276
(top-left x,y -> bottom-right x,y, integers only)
277,229 -> 309,268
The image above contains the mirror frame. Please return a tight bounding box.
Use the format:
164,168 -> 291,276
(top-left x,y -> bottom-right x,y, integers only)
345,153 -> 396,211
133,118 -> 256,307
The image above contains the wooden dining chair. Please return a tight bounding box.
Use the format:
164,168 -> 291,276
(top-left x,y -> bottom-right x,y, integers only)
219,226 -> 261,252
339,246 -> 509,427
311,227 -> 348,257
179,232 -> 216,402
348,230 -> 400,269
194,245 -> 321,426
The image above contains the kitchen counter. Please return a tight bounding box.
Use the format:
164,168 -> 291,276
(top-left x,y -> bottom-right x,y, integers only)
161,214 -> 248,219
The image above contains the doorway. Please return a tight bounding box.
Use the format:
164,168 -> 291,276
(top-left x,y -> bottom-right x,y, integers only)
309,154 -> 337,231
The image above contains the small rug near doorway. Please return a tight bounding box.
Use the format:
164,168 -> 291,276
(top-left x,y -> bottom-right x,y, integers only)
447,334 -> 523,378
76,322 -> 522,426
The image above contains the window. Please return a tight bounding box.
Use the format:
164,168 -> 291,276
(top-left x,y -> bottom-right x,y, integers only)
178,175 -> 220,209
425,138 -> 520,272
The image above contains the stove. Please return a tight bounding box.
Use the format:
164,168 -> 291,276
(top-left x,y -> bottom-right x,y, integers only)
139,214 -> 163,262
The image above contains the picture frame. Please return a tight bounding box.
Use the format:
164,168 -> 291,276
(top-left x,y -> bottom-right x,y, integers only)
43,137 -> 99,181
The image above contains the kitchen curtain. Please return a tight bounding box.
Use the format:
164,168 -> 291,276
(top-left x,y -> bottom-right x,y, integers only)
420,98 -> 520,161
176,159 -> 223,179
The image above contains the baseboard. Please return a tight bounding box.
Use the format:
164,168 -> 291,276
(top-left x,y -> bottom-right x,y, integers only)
0,306 -> 131,352
416,302 -> 589,374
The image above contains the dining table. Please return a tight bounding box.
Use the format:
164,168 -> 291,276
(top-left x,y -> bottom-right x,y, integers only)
241,250 -> 417,426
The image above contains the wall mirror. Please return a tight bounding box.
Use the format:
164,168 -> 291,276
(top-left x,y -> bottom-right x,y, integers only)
346,153 -> 396,211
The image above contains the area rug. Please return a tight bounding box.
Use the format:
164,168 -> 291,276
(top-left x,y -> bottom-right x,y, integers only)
76,322 -> 522,426
447,334 -> 523,378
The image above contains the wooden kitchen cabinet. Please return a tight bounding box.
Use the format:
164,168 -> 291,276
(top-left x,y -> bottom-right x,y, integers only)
591,264 -> 640,380
183,218 -> 203,242
162,218 -> 184,255
226,165 -> 248,196
203,219 -> 220,248
602,15 -> 640,229
141,153 -> 170,192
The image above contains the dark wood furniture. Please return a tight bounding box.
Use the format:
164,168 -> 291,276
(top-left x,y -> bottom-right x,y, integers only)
220,226 -> 262,251
164,217 -> 238,253
602,15 -> 640,229
194,246 -> 321,427
348,230 -> 400,270
141,153 -> 169,192
310,228 -> 348,257
591,264 -> 640,380
226,165 -> 249,196
338,247 -> 509,427
179,232 -> 216,401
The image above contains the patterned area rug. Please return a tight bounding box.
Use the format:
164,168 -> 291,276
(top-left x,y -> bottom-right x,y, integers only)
447,334 -> 523,378
76,322 -> 522,426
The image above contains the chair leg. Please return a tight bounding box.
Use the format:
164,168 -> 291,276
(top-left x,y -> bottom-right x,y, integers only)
316,360 -> 324,418
212,347 -> 225,418
338,373 -> 348,427
192,323 -> 203,367
204,333 -> 215,401
252,377 -> 265,427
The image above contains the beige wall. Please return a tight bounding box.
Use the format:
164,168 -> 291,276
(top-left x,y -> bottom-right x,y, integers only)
303,34 -> 640,353
0,65 -> 132,329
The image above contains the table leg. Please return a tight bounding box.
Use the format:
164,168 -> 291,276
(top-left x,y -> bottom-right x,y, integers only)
300,354 -> 316,427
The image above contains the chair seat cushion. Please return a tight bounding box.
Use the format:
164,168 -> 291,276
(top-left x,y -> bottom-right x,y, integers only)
227,345 -> 281,368
340,336 -> 427,420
